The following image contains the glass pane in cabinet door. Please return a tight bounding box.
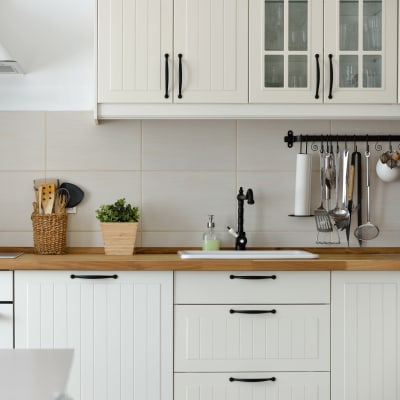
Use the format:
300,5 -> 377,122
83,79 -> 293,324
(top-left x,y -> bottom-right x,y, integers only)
363,55 -> 381,88
264,55 -> 284,87
289,0 -> 307,51
265,0 -> 284,50
339,55 -> 358,87
339,0 -> 358,51
288,55 -> 307,87
363,0 -> 382,51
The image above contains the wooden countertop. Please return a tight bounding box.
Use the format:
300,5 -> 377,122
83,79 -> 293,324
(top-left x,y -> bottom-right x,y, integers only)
2,248 -> 400,271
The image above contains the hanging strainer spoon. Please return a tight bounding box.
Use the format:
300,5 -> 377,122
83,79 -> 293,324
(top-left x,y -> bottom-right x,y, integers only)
354,146 -> 379,241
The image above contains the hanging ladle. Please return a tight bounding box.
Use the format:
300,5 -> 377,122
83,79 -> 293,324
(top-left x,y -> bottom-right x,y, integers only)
354,142 -> 379,241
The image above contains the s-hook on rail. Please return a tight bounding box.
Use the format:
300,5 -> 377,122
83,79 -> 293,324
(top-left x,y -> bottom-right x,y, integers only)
284,130 -> 400,150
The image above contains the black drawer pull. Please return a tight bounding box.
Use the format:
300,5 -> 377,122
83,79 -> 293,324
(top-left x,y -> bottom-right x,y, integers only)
164,53 -> 169,99
229,309 -> 276,314
315,53 -> 320,99
229,377 -> 276,383
328,54 -> 333,99
230,274 -> 276,280
178,53 -> 183,98
70,274 -> 118,280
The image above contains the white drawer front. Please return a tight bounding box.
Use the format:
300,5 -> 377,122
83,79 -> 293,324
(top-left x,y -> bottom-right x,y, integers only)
0,271 -> 13,302
175,372 -> 330,400
175,305 -> 330,372
174,271 -> 330,304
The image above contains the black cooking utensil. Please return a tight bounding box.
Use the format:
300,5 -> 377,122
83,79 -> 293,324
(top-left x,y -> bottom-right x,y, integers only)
355,150 -> 362,246
59,182 -> 84,208
346,151 -> 356,246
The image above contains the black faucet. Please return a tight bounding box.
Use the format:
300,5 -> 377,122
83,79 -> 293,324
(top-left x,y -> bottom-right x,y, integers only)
229,187 -> 254,250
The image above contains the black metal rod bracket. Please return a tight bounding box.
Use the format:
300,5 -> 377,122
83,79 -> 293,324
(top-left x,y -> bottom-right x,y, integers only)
284,131 -> 400,150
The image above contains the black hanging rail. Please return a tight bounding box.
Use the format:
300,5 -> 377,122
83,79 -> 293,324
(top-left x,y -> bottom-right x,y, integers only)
284,130 -> 400,149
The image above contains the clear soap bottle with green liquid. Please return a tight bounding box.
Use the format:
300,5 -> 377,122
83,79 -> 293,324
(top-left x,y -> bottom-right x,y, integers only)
202,214 -> 220,251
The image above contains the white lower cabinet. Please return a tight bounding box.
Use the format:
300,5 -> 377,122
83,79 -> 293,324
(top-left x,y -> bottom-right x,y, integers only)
175,372 -> 330,400
14,270 -> 173,400
175,304 -> 330,372
174,271 -> 331,400
332,271 -> 400,400
0,270 -> 13,349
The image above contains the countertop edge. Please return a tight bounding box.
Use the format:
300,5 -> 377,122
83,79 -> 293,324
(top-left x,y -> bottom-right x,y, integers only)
2,252 -> 400,271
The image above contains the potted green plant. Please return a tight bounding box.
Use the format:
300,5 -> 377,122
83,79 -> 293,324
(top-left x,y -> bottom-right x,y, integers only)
95,198 -> 140,255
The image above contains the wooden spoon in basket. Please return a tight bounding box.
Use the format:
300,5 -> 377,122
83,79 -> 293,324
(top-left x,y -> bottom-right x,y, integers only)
40,184 -> 56,214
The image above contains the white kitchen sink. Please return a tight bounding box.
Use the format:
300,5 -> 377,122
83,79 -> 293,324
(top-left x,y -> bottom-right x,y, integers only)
178,250 -> 319,259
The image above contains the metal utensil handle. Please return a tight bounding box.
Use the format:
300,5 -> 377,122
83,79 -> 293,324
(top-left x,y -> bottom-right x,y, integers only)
341,149 -> 349,206
348,156 -> 356,202
365,150 -> 371,222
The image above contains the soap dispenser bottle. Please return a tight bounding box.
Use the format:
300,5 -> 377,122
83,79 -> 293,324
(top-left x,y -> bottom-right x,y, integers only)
202,215 -> 220,251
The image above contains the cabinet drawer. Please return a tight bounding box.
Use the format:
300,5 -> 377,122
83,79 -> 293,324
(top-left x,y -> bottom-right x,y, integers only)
175,271 -> 330,304
175,372 -> 330,400
175,304 -> 330,372
0,271 -> 13,302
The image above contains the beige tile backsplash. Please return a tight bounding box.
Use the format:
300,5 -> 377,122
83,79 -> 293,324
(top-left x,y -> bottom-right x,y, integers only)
1,110 -> 400,249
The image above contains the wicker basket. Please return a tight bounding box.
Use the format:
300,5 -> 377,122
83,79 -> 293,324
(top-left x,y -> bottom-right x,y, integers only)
31,203 -> 68,255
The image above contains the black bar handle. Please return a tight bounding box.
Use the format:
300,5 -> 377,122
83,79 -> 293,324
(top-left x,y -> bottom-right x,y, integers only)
229,309 -> 277,314
164,54 -> 169,99
70,274 -> 118,280
230,274 -> 276,280
178,53 -> 183,99
315,54 -> 320,99
328,54 -> 333,99
229,377 -> 276,383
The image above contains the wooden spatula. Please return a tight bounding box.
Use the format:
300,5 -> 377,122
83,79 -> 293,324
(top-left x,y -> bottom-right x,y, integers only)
40,184 -> 56,214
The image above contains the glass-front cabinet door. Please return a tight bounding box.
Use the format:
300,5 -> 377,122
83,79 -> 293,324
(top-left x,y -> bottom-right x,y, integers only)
324,0 -> 397,103
249,0 -> 397,104
250,0 -> 323,103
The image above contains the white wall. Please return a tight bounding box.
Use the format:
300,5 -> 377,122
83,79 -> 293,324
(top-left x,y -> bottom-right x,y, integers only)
1,111 -> 400,249
0,0 -> 93,110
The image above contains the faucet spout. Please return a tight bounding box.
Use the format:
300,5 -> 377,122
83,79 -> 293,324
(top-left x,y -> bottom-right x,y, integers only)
235,187 -> 254,250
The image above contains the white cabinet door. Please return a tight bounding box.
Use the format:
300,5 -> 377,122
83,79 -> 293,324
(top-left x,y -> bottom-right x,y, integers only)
175,372 -> 330,400
249,0 -> 323,103
174,0 -> 248,103
98,0 -> 173,103
250,0 -> 397,104
15,271 -> 173,400
98,0 -> 247,104
324,0 -> 397,103
175,304 -> 330,372
332,271 -> 400,400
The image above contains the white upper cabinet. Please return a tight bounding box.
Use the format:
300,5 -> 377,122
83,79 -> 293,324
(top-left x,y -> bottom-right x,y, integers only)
249,0 -> 397,104
250,0 -> 323,103
174,0 -> 248,103
98,0 -> 248,104
97,0 -> 173,103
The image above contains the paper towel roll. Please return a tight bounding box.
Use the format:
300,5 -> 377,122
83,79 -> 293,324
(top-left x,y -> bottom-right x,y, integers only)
294,153 -> 312,216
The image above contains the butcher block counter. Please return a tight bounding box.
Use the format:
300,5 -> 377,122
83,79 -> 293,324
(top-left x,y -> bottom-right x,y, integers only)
2,247 -> 400,270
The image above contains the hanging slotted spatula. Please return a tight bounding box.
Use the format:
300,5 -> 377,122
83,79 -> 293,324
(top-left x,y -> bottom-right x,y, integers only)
40,184 -> 56,214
